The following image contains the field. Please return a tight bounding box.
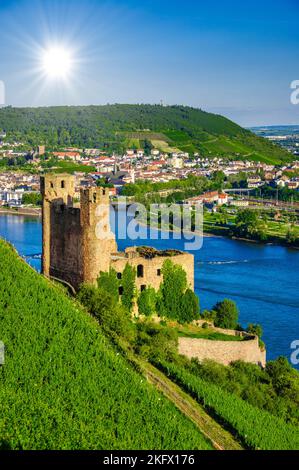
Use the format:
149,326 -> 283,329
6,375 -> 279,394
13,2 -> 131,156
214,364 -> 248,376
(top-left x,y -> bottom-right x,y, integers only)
158,361 -> 299,450
0,240 -> 212,450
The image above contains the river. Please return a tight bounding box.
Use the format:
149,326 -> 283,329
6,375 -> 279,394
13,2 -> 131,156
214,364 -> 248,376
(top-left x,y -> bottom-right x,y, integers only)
0,213 -> 298,366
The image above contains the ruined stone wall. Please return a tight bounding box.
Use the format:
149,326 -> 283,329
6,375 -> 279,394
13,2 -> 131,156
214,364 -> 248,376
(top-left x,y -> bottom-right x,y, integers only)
110,251 -> 194,294
41,175 -> 118,289
178,336 -> 266,367
41,174 -> 75,278
49,204 -> 83,289
80,187 -> 117,285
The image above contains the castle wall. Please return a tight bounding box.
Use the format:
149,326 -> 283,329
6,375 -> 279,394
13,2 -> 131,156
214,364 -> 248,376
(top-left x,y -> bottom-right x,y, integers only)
80,188 -> 117,285
111,251 -> 194,293
49,204 -> 83,289
178,336 -> 266,367
41,174 -> 75,278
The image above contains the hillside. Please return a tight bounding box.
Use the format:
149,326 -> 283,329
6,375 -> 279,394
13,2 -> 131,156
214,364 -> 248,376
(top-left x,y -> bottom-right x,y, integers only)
0,104 -> 291,164
0,240 -> 212,450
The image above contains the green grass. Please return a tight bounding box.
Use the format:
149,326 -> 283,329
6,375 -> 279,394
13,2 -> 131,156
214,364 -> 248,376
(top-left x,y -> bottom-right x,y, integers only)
0,240 -> 212,450
177,329 -> 245,341
168,321 -> 245,341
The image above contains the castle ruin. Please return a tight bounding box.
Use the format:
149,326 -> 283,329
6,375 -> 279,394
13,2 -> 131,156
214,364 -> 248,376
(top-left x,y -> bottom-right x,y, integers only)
41,174 -> 194,292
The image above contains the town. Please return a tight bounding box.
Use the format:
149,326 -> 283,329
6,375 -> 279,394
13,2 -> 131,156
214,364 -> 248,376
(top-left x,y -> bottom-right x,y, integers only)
0,130 -> 299,209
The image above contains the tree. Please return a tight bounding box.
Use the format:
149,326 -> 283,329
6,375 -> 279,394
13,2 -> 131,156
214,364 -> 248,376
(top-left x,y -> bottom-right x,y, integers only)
137,286 -> 157,316
97,269 -> 119,304
213,299 -> 239,329
96,178 -> 113,189
234,209 -> 268,241
265,357 -> 298,398
157,259 -> 188,320
99,302 -> 136,342
180,288 -> 200,323
121,263 -> 136,312
22,192 -> 42,206
286,228 -> 298,245
156,260 -> 199,323
211,170 -> 225,189
141,139 -> 153,156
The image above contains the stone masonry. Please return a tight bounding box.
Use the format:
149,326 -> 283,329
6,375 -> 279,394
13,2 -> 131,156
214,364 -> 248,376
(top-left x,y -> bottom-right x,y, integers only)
178,335 -> 266,367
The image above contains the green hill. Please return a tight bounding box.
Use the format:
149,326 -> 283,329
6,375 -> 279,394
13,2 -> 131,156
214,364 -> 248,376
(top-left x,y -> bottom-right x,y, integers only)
0,104 -> 291,164
0,240 -> 211,450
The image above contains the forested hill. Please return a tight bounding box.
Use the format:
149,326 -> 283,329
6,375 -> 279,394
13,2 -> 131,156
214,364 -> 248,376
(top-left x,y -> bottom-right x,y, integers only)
0,104 -> 290,163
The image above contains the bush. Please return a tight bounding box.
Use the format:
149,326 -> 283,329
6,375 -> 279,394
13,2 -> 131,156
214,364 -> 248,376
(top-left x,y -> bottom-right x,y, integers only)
181,357 -> 299,426
135,322 -> 178,362
247,323 -> 263,338
213,299 -> 239,329
77,284 -> 135,342
97,269 -> 119,304
157,260 -> 188,320
77,284 -> 114,314
98,303 -> 136,343
201,309 -> 216,322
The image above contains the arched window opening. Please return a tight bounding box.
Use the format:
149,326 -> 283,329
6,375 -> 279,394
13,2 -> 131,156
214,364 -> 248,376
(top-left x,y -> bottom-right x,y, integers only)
137,264 -> 144,278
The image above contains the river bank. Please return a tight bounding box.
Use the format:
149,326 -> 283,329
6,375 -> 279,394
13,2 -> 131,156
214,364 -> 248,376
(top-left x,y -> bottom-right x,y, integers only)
0,205 -> 298,249
0,206 -> 41,217
138,216 -> 299,249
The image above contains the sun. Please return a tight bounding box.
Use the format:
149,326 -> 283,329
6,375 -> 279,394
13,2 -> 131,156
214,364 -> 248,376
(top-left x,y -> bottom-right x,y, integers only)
42,46 -> 73,80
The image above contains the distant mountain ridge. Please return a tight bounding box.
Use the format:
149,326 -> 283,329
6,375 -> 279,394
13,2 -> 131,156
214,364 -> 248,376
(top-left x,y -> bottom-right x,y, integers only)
0,104 -> 291,164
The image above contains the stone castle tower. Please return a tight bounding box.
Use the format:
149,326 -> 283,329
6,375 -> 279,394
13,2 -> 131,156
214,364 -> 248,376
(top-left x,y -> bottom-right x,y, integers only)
41,174 -> 117,290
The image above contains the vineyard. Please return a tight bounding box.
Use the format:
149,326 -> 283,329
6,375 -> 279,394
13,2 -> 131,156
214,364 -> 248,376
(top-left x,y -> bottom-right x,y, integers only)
158,361 -> 299,450
0,240 -> 212,450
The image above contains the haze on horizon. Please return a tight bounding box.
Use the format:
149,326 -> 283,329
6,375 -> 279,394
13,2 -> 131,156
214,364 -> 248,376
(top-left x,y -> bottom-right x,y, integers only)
0,0 -> 298,127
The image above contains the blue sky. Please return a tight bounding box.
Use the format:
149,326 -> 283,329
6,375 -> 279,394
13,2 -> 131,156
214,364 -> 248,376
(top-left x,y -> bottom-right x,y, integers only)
0,0 -> 298,126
